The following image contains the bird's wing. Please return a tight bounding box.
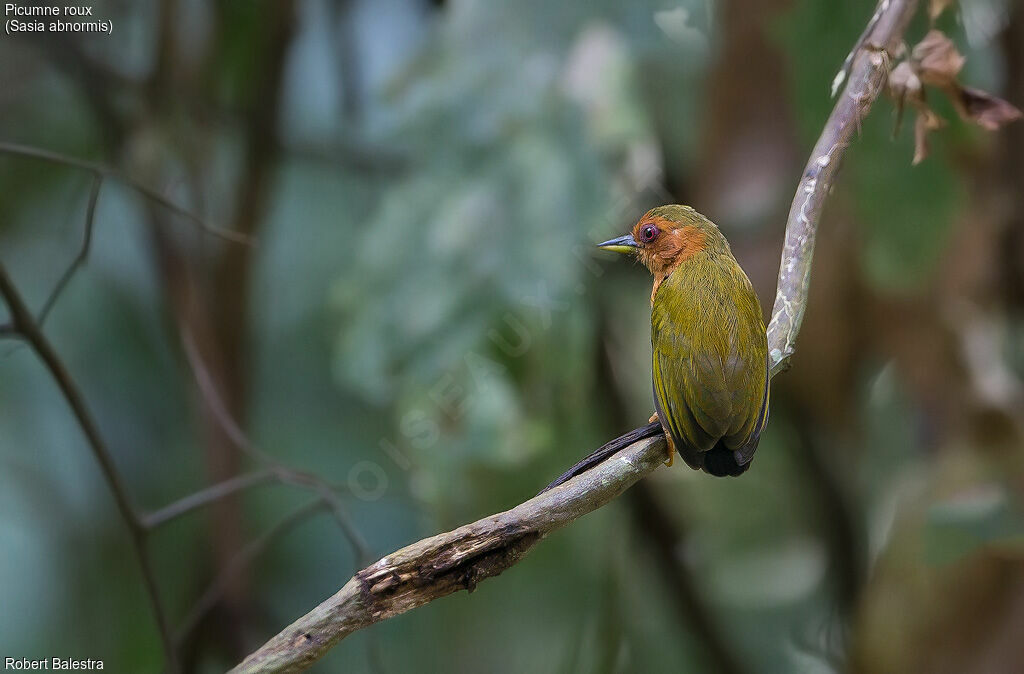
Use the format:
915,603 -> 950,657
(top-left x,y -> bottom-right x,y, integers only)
651,260 -> 768,468
653,341 -> 714,470
651,289 -> 725,470
731,356 -> 769,466
721,269 -> 769,463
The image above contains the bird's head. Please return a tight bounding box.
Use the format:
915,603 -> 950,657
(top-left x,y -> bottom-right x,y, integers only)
597,205 -> 728,278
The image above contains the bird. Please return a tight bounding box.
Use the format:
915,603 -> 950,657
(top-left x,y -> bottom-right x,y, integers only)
597,205 -> 769,477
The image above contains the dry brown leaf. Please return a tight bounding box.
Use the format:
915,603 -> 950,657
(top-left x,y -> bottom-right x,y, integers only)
912,30 -> 965,86
913,107 -> 946,165
889,61 -> 924,138
893,23 -> 1022,164
889,61 -> 922,100
951,85 -> 1024,131
929,0 -> 956,21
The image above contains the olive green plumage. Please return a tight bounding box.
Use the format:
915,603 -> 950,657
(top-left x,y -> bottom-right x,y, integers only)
599,205 -> 769,477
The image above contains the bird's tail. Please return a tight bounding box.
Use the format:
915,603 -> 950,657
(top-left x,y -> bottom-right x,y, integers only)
702,439 -> 755,477
539,421 -> 664,494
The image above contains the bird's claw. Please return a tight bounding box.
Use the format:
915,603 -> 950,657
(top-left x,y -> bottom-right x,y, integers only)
649,412 -> 674,466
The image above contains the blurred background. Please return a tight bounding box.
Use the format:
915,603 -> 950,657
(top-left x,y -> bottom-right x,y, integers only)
1,0 -> 1023,672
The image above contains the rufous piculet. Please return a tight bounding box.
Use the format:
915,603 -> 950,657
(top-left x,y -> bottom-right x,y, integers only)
599,205 -> 769,476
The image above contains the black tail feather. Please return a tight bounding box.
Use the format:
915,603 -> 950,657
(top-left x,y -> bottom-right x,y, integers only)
539,421 -> 663,494
702,442 -> 751,477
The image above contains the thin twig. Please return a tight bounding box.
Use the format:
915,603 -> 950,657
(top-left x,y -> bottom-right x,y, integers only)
178,327 -> 273,463
163,325 -> 374,647
231,1 -> 921,671
143,464 -> 372,564
143,470 -> 279,529
311,483 -> 373,567
174,498 -> 329,645
178,327 -> 371,562
0,263 -> 180,672
38,173 -> 102,326
0,142 -> 252,245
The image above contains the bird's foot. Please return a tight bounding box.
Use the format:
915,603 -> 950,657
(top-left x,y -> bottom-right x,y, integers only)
649,412 -> 674,467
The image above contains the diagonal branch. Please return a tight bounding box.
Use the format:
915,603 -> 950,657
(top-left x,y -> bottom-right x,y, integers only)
142,469 -> 280,529
157,323 -> 373,648
0,262 -> 181,672
175,325 -> 372,564
174,498 -> 330,646
233,1 -> 921,671
233,436 -> 667,674
38,173 -> 102,326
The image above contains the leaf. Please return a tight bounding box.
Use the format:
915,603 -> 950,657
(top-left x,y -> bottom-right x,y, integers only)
912,29 -> 965,87
913,106 -> 946,165
887,60 -> 945,164
951,85 -> 1024,131
898,27 -> 1021,158
888,61 -> 923,100
888,61 -> 923,137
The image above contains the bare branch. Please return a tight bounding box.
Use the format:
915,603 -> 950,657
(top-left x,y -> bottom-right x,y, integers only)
831,0 -> 891,97
133,322 -> 375,648
768,0 -> 918,376
234,1 -> 922,671
0,142 -> 252,245
310,483 -> 373,567
178,327 -> 273,463
175,498 -> 329,646
0,262 -> 180,672
143,465 -> 372,565
232,436 -> 666,674
142,470 -> 279,529
38,173 -> 102,326
177,327 -> 372,564
157,470 -> 373,648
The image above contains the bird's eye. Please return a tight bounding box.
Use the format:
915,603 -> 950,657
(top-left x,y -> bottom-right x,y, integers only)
639,224 -> 659,243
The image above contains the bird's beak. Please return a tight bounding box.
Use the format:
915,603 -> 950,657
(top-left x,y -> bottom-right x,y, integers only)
597,234 -> 638,255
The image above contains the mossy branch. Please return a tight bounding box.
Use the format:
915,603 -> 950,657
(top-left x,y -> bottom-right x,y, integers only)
233,1 -> 920,671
